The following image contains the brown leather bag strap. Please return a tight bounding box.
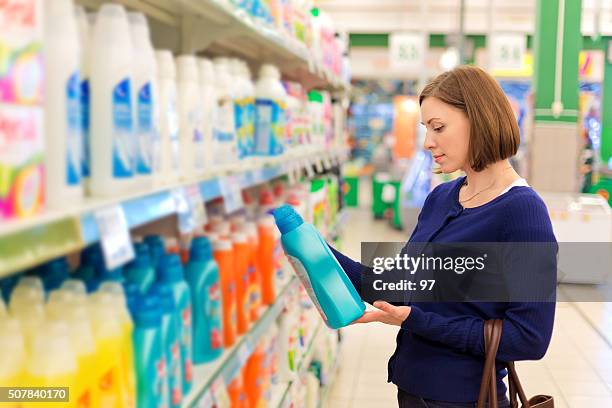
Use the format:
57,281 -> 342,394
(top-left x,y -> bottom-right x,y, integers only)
507,361 -> 530,406
477,319 -> 503,408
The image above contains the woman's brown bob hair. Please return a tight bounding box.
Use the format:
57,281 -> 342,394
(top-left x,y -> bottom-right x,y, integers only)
419,66 -> 520,172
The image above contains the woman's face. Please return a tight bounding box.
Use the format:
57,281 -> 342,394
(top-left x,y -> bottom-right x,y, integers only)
420,96 -> 470,173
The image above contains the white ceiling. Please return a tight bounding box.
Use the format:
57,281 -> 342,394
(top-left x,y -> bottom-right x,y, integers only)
317,0 -> 612,36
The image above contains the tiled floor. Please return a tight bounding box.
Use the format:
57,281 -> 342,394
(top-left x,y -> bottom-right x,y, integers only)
324,209 -> 612,408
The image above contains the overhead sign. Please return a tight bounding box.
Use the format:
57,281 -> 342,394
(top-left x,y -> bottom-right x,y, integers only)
389,32 -> 426,71
489,33 -> 526,71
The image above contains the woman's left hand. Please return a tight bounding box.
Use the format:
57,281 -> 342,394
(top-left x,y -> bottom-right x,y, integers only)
352,300 -> 411,326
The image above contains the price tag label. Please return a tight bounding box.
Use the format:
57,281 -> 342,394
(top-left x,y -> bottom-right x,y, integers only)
219,175 -> 244,214
304,159 -> 315,179
314,157 -> 324,173
197,390 -> 214,408
186,184 -> 207,227
94,205 -> 135,270
211,377 -> 230,408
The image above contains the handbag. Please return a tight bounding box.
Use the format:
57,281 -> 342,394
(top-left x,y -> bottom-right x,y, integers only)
476,319 -> 554,408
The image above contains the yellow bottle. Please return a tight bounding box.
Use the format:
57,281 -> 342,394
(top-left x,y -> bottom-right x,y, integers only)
89,292 -> 126,408
0,318 -> 26,408
47,289 -> 99,408
23,320 -> 77,408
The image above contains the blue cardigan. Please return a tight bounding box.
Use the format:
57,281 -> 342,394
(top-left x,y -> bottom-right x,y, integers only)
330,177 -> 556,402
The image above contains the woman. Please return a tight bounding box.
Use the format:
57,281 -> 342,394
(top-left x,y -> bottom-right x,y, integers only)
330,66 -> 556,407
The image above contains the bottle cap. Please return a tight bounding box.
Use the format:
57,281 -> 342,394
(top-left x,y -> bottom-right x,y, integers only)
259,64 -> 280,80
190,237 -> 213,260
230,232 -> 248,244
273,204 -> 304,234
212,238 -> 233,252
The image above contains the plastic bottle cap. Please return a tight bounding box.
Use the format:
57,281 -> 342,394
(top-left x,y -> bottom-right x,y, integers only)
259,189 -> 275,206
259,64 -> 281,80
156,50 -> 176,79
230,232 -> 248,244
17,276 -> 43,291
239,223 -> 259,243
176,55 -> 199,82
273,205 -> 304,234
156,254 -> 185,283
61,279 -> 87,296
213,238 -> 233,252
257,214 -> 275,229
199,58 -> 215,83
212,221 -> 231,236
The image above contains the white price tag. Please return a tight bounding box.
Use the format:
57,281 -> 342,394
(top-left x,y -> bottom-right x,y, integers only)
197,390 -> 214,408
94,205 -> 135,270
314,157 -> 324,173
304,159 -> 315,178
211,377 -> 230,408
219,175 -> 244,214
186,184 -> 207,227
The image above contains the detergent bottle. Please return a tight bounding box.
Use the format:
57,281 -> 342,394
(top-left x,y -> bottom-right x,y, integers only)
243,340 -> 266,408
273,205 -> 365,328
213,238 -> 237,347
156,254 -> 193,394
145,235 -> 166,268
23,321 -> 77,408
257,215 -> 276,305
125,242 -> 156,293
241,222 -> 261,322
150,283 -> 183,408
185,237 -> 223,363
131,293 -> 168,408
0,318 -> 26,407
89,292 -> 127,407
231,232 -> 250,335
99,282 -> 136,407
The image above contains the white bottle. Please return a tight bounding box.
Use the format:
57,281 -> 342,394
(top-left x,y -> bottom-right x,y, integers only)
128,12 -> 158,190
176,55 -> 205,181
254,64 -> 286,157
44,0 -> 83,208
213,58 -> 238,170
231,60 -> 256,164
89,4 -> 136,196
156,50 -> 180,185
75,6 -> 91,192
198,58 -> 217,176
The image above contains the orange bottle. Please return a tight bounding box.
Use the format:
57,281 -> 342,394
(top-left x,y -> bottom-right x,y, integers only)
256,215 -> 276,305
231,232 -> 250,335
227,373 -> 247,408
213,238 -> 237,347
241,222 -> 261,322
243,342 -> 265,408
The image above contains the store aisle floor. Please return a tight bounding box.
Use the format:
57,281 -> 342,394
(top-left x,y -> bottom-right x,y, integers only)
324,209 -> 612,408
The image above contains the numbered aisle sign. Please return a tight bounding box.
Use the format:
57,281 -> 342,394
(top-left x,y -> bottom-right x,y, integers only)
489,33 -> 525,71
389,32 -> 426,71
94,204 -> 135,270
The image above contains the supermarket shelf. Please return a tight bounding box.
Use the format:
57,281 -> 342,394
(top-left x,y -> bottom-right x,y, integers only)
76,0 -> 349,93
0,148 -> 348,278
183,273 -> 299,408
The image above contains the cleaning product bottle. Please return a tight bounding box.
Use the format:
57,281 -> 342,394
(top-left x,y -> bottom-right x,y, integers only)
128,12 -> 157,189
213,58 -> 238,169
254,64 -> 286,156
125,242 -> 156,294
150,283 -> 183,408
177,55 -> 205,180
156,254 -> 193,394
89,292 -> 127,407
76,5 -> 91,191
185,237 -> 223,363
230,59 -> 255,161
257,214 -> 276,305
198,58 -> 217,176
0,318 -> 26,406
145,234 -> 166,269
131,294 -> 168,408
89,3 -> 136,196
241,222 -> 262,322
231,232 -> 250,335
156,50 -> 180,185
213,238 -> 237,347
99,282 -> 136,408
23,321 -> 77,408
273,205 -> 365,328
243,341 -> 266,408
43,0 -> 83,208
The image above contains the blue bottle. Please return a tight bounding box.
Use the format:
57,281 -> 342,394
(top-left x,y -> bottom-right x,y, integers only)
38,257 -> 71,291
185,237 -> 223,363
145,235 -> 166,269
151,283 -> 183,408
157,254 -> 193,394
125,243 -> 155,294
131,293 -> 169,408
273,205 -> 365,329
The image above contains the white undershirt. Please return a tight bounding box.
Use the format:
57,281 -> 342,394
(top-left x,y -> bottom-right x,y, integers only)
497,178 -> 530,197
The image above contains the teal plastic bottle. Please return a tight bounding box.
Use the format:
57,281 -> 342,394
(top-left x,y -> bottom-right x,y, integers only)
145,235 -> 166,269
126,243 -> 156,294
273,205 -> 365,329
131,293 -> 169,408
151,283 -> 183,408
185,237 -> 223,363
157,254 -> 193,394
